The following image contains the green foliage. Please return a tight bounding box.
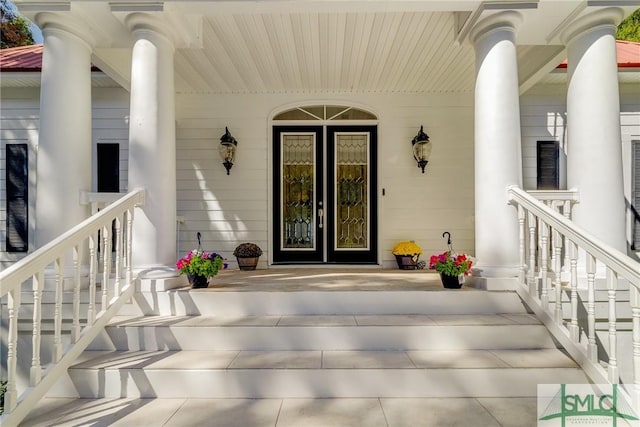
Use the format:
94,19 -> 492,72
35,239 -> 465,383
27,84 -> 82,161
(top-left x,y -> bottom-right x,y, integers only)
176,250 -> 224,277
1,379 -> 7,415
1,0 -> 34,48
617,8 -> 640,42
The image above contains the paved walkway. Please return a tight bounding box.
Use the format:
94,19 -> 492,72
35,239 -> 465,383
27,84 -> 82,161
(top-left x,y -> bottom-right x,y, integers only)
23,396 -> 538,426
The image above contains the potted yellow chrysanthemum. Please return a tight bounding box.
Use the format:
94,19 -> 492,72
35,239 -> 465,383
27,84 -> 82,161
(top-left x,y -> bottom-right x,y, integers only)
391,240 -> 425,270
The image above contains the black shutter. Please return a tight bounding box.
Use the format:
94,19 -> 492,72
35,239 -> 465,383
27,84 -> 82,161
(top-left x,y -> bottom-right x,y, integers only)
537,141 -> 559,190
6,144 -> 28,252
97,143 -> 120,192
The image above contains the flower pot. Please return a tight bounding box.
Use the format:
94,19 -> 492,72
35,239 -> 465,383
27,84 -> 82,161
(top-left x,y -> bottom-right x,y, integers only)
237,256 -> 259,271
395,255 -> 419,270
187,273 -> 210,289
440,273 -> 463,289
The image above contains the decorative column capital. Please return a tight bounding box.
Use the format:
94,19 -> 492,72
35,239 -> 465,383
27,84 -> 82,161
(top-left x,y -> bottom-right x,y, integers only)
560,7 -> 625,46
125,12 -> 176,49
35,12 -> 95,49
469,10 -> 523,46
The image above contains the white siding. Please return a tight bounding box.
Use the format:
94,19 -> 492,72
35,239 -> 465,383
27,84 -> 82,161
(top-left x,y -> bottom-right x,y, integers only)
0,88 -> 39,268
175,92 -> 475,268
0,87 -> 130,270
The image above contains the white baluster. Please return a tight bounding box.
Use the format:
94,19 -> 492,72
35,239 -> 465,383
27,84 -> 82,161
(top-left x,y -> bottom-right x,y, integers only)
53,256 -> 64,362
126,207 -> 134,288
563,200 -> 571,270
88,235 -> 97,324
540,220 -> 550,307
102,224 -> 111,311
30,271 -> 44,386
631,286 -> 640,388
568,241 -> 579,342
518,205 -> 526,285
5,288 -> 21,413
607,267 -> 619,383
553,228 -> 563,325
72,244 -> 81,343
528,211 -> 537,296
114,216 -> 122,296
587,254 -> 598,363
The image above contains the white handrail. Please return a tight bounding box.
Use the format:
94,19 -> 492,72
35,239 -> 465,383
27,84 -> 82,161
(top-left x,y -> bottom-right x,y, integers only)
507,185 -> 640,409
0,189 -> 145,427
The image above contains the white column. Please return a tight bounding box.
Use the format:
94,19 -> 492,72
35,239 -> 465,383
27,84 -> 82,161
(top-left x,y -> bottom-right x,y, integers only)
126,14 -> 179,275
35,14 -> 93,247
470,12 -> 523,278
563,8 -> 626,253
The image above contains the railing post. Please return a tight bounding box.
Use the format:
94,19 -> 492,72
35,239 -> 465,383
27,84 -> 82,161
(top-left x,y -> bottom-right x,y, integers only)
518,205 -> 526,285
540,220 -> 550,307
101,224 -> 111,311
53,256 -> 64,362
587,254 -> 598,363
607,268 -> 619,383
72,245 -> 82,343
631,285 -> 640,389
114,216 -> 122,296
527,211 -> 537,296
126,207 -> 134,288
568,241 -> 579,342
553,227 -> 563,325
30,271 -> 44,386
88,235 -> 97,324
5,288 -> 21,413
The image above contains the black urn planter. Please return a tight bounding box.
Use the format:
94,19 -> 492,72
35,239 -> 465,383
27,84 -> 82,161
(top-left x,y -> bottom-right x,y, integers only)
440,273 -> 463,289
395,255 -> 419,270
187,274 -> 210,289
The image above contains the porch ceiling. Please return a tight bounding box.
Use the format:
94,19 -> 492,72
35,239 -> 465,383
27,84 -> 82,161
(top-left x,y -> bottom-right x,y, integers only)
13,1 -> 640,95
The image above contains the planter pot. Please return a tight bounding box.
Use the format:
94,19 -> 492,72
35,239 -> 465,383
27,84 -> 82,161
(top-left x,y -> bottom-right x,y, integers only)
187,273 -> 210,289
395,255 -> 419,270
440,273 -> 464,289
237,256 -> 259,271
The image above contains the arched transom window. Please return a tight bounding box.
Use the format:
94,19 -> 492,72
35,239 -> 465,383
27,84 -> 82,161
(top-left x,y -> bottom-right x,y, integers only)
274,105 -> 377,121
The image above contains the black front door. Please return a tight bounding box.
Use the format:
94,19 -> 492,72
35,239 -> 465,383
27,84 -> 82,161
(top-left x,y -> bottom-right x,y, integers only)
273,125 -> 377,264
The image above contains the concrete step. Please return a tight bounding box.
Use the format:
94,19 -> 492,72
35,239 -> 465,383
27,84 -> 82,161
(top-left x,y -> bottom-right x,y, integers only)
87,314 -> 557,351
53,348 -> 589,399
133,289 -> 533,316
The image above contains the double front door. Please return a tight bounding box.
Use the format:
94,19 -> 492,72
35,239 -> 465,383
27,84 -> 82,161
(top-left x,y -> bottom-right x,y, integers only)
273,125 -> 377,264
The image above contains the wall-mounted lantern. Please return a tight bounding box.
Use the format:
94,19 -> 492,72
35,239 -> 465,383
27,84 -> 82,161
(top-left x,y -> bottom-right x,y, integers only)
219,127 -> 238,175
412,125 -> 432,173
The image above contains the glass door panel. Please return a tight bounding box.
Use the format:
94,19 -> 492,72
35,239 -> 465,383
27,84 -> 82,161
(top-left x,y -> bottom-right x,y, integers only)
335,134 -> 369,249
273,126 -> 323,263
282,135 -> 315,249
327,126 -> 377,263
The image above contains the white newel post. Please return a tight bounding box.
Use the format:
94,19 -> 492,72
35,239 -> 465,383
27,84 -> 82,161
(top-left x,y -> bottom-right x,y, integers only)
35,14 -> 93,248
563,8 -> 626,254
470,12 -> 523,284
126,14 -> 181,283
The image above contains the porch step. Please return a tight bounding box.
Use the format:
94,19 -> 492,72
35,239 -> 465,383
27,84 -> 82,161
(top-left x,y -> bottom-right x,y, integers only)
133,289 -> 533,316
55,348 -> 588,399
43,284 -> 590,401
88,314 -> 557,351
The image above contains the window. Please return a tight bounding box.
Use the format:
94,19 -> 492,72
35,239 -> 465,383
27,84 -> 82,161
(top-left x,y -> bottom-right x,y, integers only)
6,144 -> 28,252
97,143 -> 120,192
537,141 -> 559,190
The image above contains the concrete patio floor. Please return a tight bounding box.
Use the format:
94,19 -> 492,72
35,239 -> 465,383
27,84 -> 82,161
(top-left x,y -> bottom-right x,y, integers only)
181,268 -> 480,292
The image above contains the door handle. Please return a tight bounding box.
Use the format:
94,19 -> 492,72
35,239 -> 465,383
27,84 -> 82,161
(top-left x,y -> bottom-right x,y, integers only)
318,208 -> 324,229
